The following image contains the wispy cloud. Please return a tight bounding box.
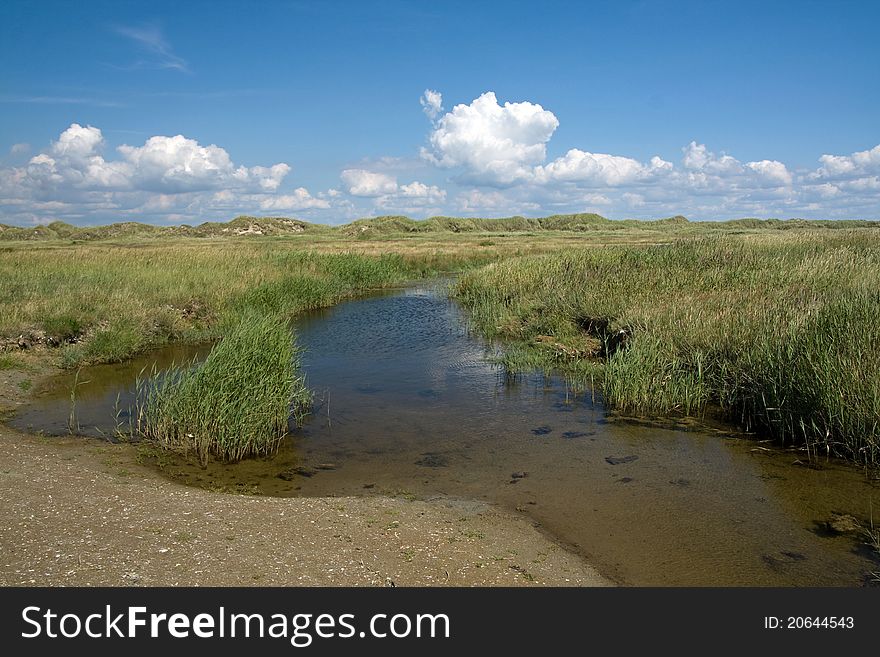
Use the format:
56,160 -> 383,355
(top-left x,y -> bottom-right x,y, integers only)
0,95 -> 125,108
136,89 -> 265,100
112,24 -> 190,73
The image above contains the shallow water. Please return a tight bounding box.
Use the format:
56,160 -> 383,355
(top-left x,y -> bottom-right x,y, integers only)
10,281 -> 880,585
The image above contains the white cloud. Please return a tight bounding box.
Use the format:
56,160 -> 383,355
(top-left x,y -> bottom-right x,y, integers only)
681,141 -> 743,175
398,181 -> 446,203
844,176 -> 880,191
18,125 -> 130,190
809,183 -> 842,199
453,188 -> 541,215
113,24 -> 190,72
746,160 -> 792,186
413,86 -> 858,218
118,134 -> 290,193
9,143 -> 30,156
420,89 -> 443,121
259,188 -> 330,211
535,149 -> 662,186
679,142 -> 792,187
0,124 -> 334,224
3,98 -> 880,225
340,169 -> 398,197
340,168 -> 446,211
422,91 -> 559,185
815,144 -> 880,179
51,123 -> 104,160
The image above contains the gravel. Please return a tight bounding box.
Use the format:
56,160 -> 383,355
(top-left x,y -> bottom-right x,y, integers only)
0,427 -> 609,587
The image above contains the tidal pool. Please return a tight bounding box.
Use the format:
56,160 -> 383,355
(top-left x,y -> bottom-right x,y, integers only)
11,281 -> 880,586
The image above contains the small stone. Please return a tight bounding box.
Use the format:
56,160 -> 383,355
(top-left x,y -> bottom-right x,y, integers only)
605,455 -> 638,465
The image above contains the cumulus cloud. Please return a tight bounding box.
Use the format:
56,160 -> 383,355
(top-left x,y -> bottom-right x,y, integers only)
51,123 -> 104,160
535,150 -> 669,186
0,123 -> 334,224
815,144 -> 880,180
398,181 -> 446,203
14,124 -> 293,195
454,188 -> 542,215
417,89 -> 797,211
681,141 -> 743,175
678,142 -> 793,188
420,89 -> 443,121
118,135 -> 292,193
340,168 -> 445,211
746,160 -> 793,186
421,91 -> 559,185
340,169 -> 399,197
16,124 -> 131,190
258,188 -> 330,211
416,91 -> 870,218
4,94 -> 880,225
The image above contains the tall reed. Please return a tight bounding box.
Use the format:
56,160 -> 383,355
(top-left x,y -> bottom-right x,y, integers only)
455,231 -> 880,464
136,313 -> 310,464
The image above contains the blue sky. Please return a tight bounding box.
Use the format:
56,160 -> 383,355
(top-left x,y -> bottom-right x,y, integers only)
1,0 -> 878,225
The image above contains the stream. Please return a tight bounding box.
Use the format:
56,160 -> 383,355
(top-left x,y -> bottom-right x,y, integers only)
10,280 -> 880,586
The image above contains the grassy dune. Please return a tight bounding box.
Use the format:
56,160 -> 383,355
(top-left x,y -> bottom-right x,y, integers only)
3,213 -> 880,242
455,230 -> 880,464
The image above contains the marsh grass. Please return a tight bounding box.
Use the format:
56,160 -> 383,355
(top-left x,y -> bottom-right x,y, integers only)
0,243 -> 474,367
136,313 -> 310,464
0,228 -> 636,368
0,236 -> 541,463
455,230 -> 880,464
5,224 -> 880,464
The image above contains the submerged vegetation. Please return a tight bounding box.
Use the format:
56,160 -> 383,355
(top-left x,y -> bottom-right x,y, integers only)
136,313 -> 310,464
455,230 -> 880,464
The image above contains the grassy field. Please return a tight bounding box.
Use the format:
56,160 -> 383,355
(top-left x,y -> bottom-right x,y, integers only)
0,220 -> 678,368
0,240 -> 479,368
2,215 -> 879,463
0,224 -> 601,460
454,230 -> 880,465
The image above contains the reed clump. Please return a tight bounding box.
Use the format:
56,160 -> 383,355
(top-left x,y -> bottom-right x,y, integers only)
136,313 -> 310,464
455,230 -> 880,464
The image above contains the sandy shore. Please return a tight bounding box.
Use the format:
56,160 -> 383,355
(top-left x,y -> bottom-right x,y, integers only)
0,426 -> 610,587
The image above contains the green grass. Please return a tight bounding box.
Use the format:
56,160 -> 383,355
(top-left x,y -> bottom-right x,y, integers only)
135,313 -> 310,464
454,230 -> 880,464
0,222 -> 670,368
4,219 -> 880,465
0,353 -> 23,370
0,243 -> 479,368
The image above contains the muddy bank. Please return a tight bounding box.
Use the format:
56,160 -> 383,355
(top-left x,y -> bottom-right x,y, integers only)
0,426 -> 608,586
